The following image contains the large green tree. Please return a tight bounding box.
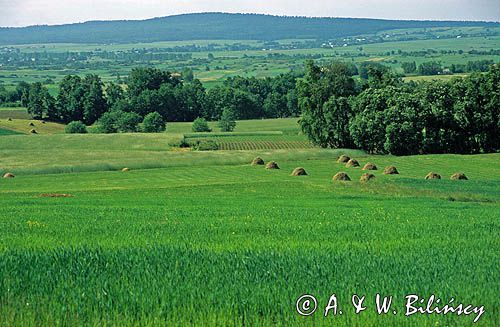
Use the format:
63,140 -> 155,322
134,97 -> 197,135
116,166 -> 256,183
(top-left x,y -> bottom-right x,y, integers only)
298,61 -> 358,148
26,82 -> 55,119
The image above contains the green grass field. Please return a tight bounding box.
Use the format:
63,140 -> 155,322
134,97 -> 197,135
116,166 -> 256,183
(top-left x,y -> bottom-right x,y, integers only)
0,118 -> 65,135
1,26 -> 499,325
0,126 -> 498,325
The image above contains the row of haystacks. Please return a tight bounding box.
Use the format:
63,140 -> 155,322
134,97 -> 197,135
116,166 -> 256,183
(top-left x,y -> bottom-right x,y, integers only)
252,157 -> 307,176
249,154 -> 469,183
425,172 -> 468,180
336,154 -> 468,181
335,155 -> 399,182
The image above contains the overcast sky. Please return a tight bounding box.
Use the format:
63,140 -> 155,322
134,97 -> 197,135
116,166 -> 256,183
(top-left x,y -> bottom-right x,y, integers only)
1,0 -> 499,27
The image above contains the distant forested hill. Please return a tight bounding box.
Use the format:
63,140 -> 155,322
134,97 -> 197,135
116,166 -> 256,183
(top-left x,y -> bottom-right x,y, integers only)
0,13 -> 498,45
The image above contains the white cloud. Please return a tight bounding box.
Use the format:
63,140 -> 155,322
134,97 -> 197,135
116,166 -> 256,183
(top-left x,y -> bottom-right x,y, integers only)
1,0 -> 499,27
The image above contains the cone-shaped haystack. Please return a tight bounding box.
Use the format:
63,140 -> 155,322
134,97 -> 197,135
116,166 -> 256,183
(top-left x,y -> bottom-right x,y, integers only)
337,155 -> 350,163
383,166 -> 399,175
121,168 -> 130,172
362,162 -> 378,171
360,173 -> 376,182
425,172 -> 441,180
29,122 -> 35,127
346,159 -> 360,168
291,167 -> 307,176
30,129 -> 37,134
3,173 -> 15,178
333,172 -> 351,181
251,157 -> 265,166
451,173 -> 468,180
265,161 -> 280,170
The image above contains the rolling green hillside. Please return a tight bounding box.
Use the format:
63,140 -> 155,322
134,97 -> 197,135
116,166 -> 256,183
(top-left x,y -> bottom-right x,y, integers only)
0,137 -> 498,324
0,13 -> 498,45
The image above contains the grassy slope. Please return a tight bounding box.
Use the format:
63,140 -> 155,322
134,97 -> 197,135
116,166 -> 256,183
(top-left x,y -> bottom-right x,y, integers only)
0,107 -> 31,120
0,148 -> 498,325
0,119 -> 65,135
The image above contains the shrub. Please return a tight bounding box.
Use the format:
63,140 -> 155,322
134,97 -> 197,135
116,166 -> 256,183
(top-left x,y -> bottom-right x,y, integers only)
65,121 -> 87,134
96,111 -> 119,133
116,112 -> 142,133
142,112 -> 166,133
96,110 -> 141,133
196,140 -> 219,151
168,137 -> 190,148
192,118 -> 211,132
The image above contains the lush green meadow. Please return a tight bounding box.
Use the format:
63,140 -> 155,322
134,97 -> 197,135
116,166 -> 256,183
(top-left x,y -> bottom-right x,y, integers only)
0,127 -> 498,325
0,23 -> 499,325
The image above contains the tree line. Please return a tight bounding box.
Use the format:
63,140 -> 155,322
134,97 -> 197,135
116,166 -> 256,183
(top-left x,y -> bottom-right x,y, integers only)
15,61 -> 500,154
402,60 -> 495,75
19,67 -> 301,132
299,61 -> 499,155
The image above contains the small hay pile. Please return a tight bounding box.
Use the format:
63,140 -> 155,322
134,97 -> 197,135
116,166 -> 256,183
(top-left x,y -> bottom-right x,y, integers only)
251,157 -> 265,166
265,161 -> 280,170
383,166 -> 399,175
360,173 -> 376,182
337,155 -> 350,163
362,163 -> 378,171
29,122 -> 35,127
333,172 -> 351,181
451,173 -> 468,180
39,194 -> 73,198
425,172 -> 442,180
7,118 -> 12,121
291,167 -> 307,176
346,159 -> 360,168
121,168 -> 130,172
3,173 -> 15,178
30,129 -> 37,134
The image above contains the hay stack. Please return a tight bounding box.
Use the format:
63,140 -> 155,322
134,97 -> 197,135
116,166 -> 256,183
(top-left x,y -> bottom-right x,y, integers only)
345,159 -> 360,168
383,166 -> 399,175
362,163 -> 378,171
291,167 -> 307,176
337,155 -> 350,163
265,161 -> 280,170
29,122 -> 35,127
7,118 -> 12,121
360,173 -> 376,182
30,129 -> 37,134
451,173 -> 468,180
41,121 -> 46,124
251,157 -> 265,166
39,193 -> 73,198
425,172 -> 442,180
121,168 -> 130,172
332,172 -> 351,181
3,173 -> 15,178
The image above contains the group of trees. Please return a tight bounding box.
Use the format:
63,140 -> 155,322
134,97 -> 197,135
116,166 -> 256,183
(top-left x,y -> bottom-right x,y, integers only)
402,60 -> 495,75
16,61 -> 500,155
20,67 -> 301,133
0,82 -> 29,107
299,61 -> 499,155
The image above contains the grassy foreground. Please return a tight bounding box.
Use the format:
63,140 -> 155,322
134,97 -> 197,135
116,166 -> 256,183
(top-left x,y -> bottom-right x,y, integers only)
0,131 -> 498,325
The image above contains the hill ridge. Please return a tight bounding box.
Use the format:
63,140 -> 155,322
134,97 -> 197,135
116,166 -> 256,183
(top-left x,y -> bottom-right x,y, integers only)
0,12 -> 498,45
